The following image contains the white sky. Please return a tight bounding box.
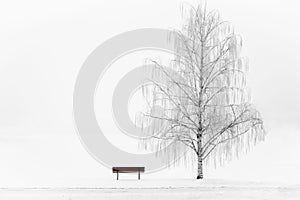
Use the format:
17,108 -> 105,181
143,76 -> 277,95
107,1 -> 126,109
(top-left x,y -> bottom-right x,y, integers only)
0,0 -> 300,187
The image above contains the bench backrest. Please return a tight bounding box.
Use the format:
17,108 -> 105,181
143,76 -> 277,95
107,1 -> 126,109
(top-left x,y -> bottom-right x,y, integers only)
112,167 -> 145,173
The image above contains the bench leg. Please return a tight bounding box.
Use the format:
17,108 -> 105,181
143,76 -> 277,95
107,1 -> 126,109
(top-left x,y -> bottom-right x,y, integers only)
117,171 -> 119,180
138,171 -> 140,180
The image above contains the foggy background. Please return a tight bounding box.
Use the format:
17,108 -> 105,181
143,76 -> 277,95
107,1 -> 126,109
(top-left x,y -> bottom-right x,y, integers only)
0,0 -> 300,187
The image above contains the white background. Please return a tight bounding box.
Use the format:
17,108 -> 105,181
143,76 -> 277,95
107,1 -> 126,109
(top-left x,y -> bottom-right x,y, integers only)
0,0 -> 300,187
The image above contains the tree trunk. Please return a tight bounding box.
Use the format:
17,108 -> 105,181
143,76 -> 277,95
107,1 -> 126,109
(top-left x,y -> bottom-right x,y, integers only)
196,134 -> 203,179
196,153 -> 203,179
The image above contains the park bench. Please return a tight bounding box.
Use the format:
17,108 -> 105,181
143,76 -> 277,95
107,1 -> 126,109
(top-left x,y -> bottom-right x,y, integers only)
112,167 -> 145,180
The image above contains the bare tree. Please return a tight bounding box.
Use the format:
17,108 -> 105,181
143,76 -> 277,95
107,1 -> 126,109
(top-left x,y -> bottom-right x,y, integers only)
138,3 -> 266,179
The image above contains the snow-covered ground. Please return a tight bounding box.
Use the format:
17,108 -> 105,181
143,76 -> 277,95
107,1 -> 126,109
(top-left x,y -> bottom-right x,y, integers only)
1,179 -> 299,200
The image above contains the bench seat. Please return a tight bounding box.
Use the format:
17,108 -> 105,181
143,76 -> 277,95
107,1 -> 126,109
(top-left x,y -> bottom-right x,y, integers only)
112,167 -> 145,180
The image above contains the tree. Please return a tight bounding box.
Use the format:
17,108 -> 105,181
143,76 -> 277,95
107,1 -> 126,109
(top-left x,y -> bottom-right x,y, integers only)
138,3 -> 266,179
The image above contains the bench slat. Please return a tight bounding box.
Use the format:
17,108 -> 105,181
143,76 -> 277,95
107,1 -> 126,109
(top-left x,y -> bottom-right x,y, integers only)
112,167 -> 145,173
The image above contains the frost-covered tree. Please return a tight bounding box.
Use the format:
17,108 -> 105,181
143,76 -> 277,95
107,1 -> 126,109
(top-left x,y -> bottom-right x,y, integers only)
138,3 -> 266,179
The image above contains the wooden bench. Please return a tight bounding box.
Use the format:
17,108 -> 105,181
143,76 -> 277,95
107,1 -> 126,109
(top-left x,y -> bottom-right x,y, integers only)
112,167 -> 145,180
